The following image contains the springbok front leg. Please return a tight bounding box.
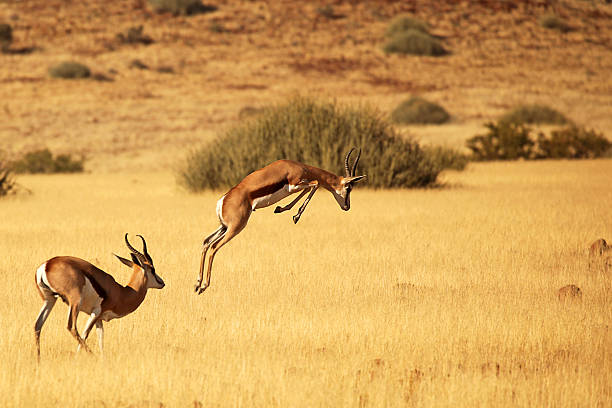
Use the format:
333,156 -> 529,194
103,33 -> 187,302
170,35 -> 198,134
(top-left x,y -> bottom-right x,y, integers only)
293,186 -> 318,224
80,307 -> 101,353
67,304 -> 91,353
274,188 -> 311,214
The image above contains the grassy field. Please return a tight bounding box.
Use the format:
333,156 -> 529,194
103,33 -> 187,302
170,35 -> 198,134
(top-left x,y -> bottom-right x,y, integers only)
1,160 -> 611,407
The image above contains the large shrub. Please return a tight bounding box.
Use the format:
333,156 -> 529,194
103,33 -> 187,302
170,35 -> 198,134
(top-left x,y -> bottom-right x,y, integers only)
391,96 -> 450,125
179,98 -> 446,190
12,148 -> 84,174
383,29 -> 447,56
500,104 -> 568,125
467,121 -> 610,161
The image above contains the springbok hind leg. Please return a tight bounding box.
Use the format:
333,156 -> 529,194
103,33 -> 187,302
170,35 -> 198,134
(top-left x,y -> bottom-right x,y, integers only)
34,297 -> 57,361
195,225 -> 226,292
198,226 -> 242,295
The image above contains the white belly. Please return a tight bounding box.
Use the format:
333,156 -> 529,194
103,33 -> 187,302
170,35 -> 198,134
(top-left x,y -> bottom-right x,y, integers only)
252,185 -> 293,210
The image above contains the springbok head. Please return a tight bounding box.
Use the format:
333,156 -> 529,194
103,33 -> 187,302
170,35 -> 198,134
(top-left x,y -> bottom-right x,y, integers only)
115,233 -> 165,289
335,147 -> 366,211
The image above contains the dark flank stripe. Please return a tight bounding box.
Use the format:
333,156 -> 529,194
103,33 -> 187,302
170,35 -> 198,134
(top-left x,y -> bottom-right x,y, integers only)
248,181 -> 286,201
81,270 -> 108,300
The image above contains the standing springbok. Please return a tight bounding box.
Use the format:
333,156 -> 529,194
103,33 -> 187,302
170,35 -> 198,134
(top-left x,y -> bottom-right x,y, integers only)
34,234 -> 164,360
194,148 -> 366,294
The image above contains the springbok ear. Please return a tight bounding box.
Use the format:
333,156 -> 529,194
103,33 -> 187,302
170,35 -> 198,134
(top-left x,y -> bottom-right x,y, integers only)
114,254 -> 134,268
343,175 -> 367,185
130,253 -> 142,267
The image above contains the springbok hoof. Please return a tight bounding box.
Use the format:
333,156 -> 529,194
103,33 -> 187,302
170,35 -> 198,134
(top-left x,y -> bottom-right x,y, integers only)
194,283 -> 201,292
274,206 -> 282,213
293,215 -> 300,224
197,286 -> 208,295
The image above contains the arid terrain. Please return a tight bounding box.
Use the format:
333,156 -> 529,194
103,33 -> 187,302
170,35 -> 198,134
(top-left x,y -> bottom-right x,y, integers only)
1,0 -> 611,170
1,1 -> 612,407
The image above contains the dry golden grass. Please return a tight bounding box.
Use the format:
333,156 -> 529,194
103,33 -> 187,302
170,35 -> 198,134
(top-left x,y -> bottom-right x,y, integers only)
1,160 -> 611,407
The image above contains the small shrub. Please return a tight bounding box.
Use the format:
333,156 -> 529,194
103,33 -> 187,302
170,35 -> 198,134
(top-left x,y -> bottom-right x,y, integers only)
0,23 -> 12,52
179,97 -> 447,191
536,126 -> 611,159
116,26 -> 153,45
500,104 -> 569,125
423,146 -> 469,171
539,14 -> 571,33
148,0 -> 217,16
0,161 -> 17,196
385,15 -> 429,37
48,61 -> 91,79
12,148 -> 84,174
383,29 -> 447,56
391,97 -> 450,125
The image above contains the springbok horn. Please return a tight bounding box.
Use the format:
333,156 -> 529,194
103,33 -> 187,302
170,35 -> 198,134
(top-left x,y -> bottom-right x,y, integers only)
344,148 -> 355,177
351,148 -> 361,177
124,233 -> 146,263
136,234 -> 152,263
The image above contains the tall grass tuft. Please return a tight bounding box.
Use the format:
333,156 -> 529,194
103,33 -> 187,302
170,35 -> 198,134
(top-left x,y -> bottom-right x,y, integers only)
179,97 -> 446,191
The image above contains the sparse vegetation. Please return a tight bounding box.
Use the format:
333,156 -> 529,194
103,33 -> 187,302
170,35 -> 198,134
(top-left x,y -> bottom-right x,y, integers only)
148,0 -> 216,16
0,161 -> 17,196
385,15 -> 429,37
180,97 -> 447,191
48,61 -> 91,79
466,121 -> 610,161
500,104 -> 569,125
383,29 -> 447,56
539,14 -> 571,33
391,96 -> 450,125
12,148 -> 84,174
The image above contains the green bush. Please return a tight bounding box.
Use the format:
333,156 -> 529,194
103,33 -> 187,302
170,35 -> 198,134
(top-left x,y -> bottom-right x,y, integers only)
12,148 -> 84,174
148,0 -> 216,16
383,29 -> 447,56
466,121 -> 610,161
539,14 -> 571,33
391,97 -> 450,125
385,15 -> 429,37
179,97 -> 446,191
48,62 -> 91,79
0,23 -> 12,52
500,104 -> 569,125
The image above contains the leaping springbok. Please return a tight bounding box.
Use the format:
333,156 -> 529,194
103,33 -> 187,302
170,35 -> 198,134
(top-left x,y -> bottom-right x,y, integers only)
195,148 -> 366,294
34,234 -> 165,360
